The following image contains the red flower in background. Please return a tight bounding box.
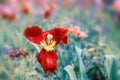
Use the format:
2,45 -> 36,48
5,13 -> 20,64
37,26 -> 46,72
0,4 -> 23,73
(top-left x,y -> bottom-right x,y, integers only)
18,0 -> 33,14
19,3 -> 32,14
0,6 -> 16,21
43,2 -> 56,21
24,26 -> 68,74
37,2 -> 56,22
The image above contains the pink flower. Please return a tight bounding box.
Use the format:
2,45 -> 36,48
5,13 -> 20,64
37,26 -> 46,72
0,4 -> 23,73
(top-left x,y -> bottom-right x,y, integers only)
112,0 -> 120,13
68,26 -> 88,38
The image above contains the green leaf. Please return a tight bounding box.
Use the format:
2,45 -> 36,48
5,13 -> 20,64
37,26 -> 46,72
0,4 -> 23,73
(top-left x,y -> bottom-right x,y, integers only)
64,65 -> 77,80
105,55 -> 120,80
75,46 -> 89,80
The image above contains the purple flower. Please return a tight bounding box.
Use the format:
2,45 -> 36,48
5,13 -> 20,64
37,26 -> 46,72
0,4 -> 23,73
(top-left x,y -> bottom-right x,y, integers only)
4,47 -> 28,59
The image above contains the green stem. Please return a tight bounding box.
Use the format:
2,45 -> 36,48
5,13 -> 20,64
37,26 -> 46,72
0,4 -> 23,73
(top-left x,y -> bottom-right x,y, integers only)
31,43 -> 40,53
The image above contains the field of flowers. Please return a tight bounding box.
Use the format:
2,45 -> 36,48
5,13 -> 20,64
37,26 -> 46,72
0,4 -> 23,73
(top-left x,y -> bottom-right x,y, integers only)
0,0 -> 120,80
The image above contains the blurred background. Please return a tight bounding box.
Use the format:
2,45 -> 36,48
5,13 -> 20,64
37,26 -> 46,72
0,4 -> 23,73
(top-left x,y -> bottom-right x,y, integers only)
0,0 -> 120,80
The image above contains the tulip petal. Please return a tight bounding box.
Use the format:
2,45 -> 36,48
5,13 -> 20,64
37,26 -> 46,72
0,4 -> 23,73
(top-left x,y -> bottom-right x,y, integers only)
37,49 -> 58,74
24,26 -> 43,44
46,27 -> 68,45
62,35 -> 68,44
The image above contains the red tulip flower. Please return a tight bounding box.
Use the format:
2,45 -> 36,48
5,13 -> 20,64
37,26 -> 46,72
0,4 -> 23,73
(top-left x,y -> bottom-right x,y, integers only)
24,26 -> 68,74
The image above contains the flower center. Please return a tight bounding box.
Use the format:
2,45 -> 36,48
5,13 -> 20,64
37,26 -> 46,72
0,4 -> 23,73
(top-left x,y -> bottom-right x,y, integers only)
41,34 -> 56,52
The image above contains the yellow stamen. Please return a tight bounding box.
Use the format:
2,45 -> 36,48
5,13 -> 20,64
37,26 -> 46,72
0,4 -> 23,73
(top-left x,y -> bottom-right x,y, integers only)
41,34 -> 56,52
